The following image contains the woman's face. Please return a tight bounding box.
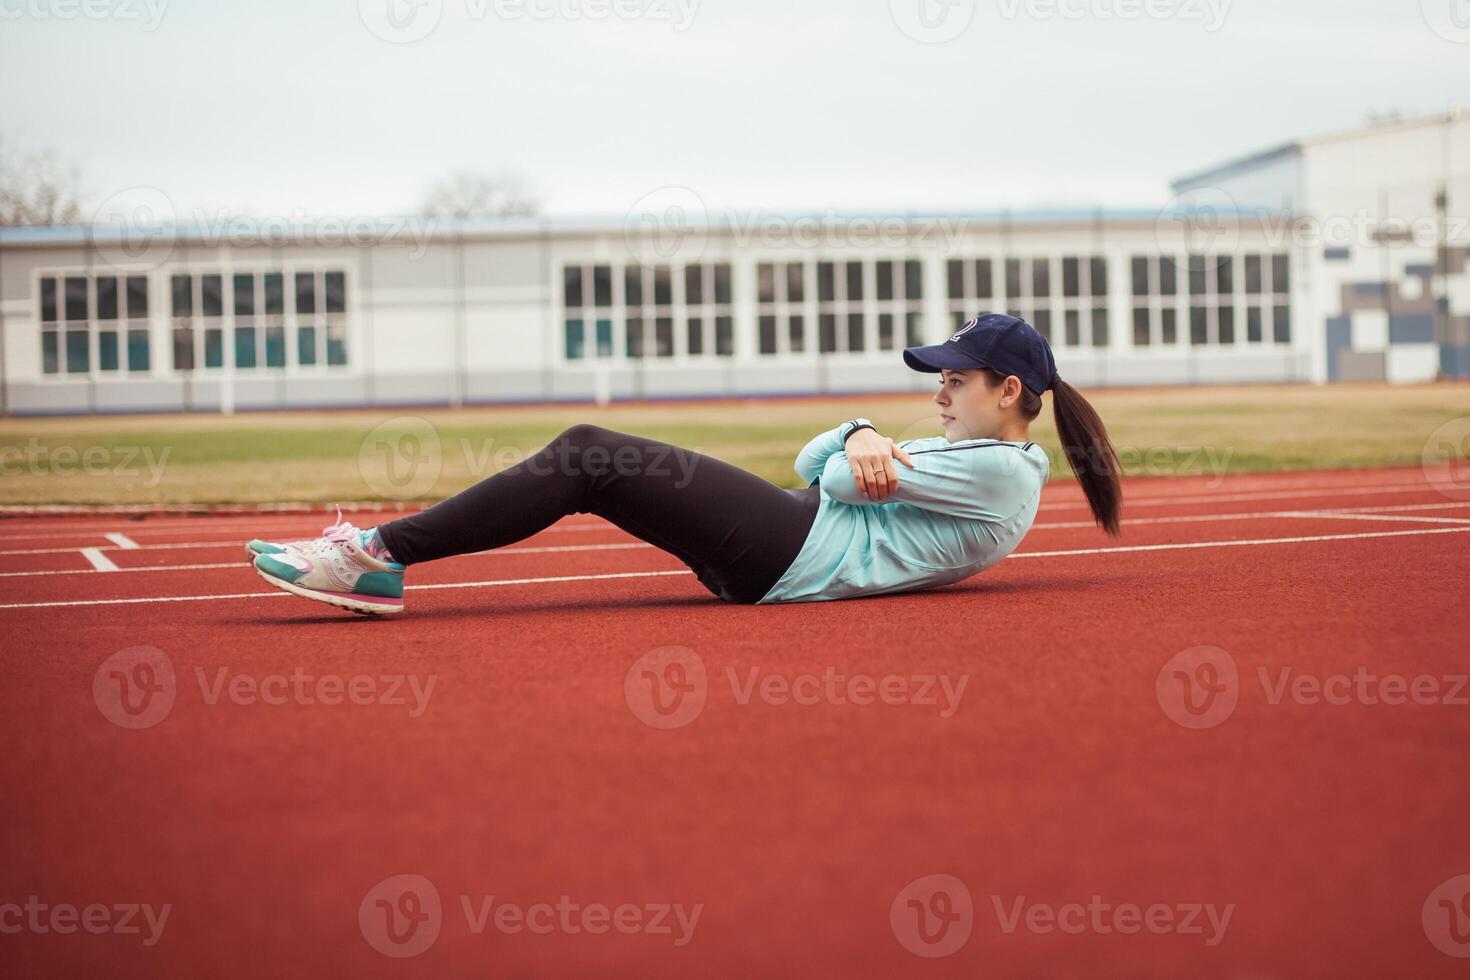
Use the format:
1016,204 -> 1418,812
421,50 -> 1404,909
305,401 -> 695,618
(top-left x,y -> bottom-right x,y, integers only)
933,368 -> 1022,442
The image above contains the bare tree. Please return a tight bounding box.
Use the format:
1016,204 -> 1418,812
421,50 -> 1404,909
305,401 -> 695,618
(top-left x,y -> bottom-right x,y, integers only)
0,135 -> 85,226
421,170 -> 539,219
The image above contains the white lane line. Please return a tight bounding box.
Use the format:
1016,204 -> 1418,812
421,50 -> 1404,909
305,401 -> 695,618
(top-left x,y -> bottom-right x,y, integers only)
79,548 -> 119,572
1041,483 -> 1443,511
1010,525 -> 1470,559
104,533 -> 140,549
1,562 -> 241,578
1272,511 -> 1470,526
0,570 -> 695,610
2,525 -> 1467,612
1033,500 -> 1470,531
0,524 -> 627,556
0,543 -> 659,578
410,570 -> 691,593
0,516 -> 609,541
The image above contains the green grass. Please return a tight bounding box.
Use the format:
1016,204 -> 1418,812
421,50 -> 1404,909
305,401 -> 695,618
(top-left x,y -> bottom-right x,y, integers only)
2,382 -> 1468,505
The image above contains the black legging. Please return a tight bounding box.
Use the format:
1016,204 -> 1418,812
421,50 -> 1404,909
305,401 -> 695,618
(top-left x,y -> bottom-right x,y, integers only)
375,424 -> 822,604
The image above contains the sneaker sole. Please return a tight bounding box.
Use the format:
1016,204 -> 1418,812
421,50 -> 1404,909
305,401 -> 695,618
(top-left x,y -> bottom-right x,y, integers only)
253,564 -> 404,615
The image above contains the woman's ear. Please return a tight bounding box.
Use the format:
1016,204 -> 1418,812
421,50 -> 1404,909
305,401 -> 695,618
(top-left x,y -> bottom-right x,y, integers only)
1001,374 -> 1023,408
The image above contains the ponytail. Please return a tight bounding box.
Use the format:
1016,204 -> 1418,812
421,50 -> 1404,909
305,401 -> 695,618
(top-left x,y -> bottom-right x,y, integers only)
1050,378 -> 1122,536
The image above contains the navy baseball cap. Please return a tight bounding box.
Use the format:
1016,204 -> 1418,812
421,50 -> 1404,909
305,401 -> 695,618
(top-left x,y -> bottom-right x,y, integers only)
903,313 -> 1059,394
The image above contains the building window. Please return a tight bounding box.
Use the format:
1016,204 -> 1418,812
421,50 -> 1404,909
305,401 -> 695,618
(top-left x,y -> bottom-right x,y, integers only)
945,258 -> 995,334
783,257 -> 924,357
1270,254 -> 1290,343
39,274 -> 152,377
875,258 -> 923,351
974,255 -> 1107,348
816,259 -> 866,353
562,262 -> 732,361
1142,252 -> 1286,348
126,275 -> 149,371
165,269 -> 346,372
263,273 -> 285,368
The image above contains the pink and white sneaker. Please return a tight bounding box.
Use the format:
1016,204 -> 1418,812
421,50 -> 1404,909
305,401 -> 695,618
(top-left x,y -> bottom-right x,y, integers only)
252,513 -> 405,615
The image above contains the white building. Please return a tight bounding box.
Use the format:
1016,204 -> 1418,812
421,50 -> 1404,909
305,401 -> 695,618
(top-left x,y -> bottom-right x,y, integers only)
0,112 -> 1465,416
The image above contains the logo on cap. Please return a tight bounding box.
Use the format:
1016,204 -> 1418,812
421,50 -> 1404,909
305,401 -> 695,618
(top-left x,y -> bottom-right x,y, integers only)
948,318 -> 979,343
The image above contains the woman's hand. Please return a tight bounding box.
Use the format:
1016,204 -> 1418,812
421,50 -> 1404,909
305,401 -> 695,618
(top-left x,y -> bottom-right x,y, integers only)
845,428 -> 915,501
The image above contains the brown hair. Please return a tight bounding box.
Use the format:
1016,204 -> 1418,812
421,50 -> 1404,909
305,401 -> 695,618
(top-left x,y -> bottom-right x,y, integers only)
981,368 -> 1122,536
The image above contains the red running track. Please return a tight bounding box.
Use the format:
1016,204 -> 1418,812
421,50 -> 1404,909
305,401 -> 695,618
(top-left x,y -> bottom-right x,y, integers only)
1,466 -> 1468,978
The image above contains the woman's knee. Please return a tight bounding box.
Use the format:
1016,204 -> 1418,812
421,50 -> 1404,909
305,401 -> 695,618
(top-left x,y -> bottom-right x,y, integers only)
559,423 -> 612,446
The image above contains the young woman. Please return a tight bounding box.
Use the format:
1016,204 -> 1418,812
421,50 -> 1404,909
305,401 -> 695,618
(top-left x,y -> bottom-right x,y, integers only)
248,313 -> 1121,615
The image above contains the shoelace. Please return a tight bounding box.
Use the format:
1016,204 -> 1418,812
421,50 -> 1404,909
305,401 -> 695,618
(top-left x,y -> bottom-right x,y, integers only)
296,506 -> 361,558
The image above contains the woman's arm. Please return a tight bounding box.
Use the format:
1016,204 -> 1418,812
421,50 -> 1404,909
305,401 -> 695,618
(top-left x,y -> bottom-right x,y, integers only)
820,430 -> 1043,521
793,418 -> 876,486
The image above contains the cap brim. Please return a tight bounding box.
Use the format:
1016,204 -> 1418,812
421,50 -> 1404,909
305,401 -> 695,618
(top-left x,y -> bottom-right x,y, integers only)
902,344 -> 986,373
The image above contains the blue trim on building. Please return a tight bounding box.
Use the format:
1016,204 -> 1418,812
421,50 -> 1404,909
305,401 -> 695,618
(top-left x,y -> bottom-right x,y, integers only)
1170,143 -> 1301,193
1325,316 -> 1352,382
1388,315 -> 1435,344
1442,345 -> 1470,379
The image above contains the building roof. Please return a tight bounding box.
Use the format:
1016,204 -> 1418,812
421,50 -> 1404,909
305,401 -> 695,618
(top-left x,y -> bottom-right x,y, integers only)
0,206 -> 1221,250
1171,107 -> 1466,192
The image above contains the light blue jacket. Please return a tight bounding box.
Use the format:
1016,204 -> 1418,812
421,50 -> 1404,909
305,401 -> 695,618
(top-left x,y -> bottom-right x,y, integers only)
757,418 -> 1050,604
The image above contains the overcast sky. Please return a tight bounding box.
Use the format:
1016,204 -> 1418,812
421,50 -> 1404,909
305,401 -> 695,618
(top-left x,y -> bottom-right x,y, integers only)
2,0 -> 1467,224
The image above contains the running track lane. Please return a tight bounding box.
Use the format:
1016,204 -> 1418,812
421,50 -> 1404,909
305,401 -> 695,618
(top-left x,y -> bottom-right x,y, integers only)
0,466 -> 1467,978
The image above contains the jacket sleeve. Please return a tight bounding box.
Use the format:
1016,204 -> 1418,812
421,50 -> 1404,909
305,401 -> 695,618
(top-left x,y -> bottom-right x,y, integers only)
794,418 -> 875,487
817,438 -> 1040,521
